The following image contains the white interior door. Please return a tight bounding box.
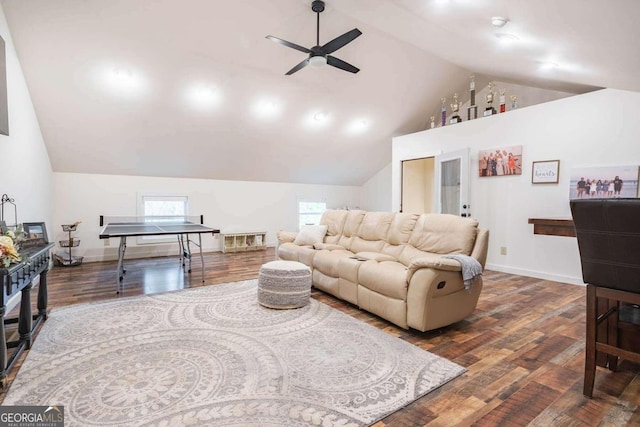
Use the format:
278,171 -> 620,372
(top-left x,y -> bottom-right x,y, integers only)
434,148 -> 470,217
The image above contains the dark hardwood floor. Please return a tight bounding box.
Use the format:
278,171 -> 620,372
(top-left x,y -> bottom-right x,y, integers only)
2,248 -> 639,426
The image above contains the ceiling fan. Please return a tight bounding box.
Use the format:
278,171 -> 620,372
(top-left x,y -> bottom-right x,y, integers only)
266,0 -> 362,75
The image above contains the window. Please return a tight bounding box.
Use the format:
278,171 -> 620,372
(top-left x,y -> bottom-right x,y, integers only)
298,201 -> 326,230
137,195 -> 188,244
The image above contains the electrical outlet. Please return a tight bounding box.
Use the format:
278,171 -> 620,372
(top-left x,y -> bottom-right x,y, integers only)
500,246 -> 507,255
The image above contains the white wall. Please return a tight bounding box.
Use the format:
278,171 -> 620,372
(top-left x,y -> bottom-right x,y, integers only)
0,6 -> 52,229
392,88 -> 640,285
52,172 -> 361,262
361,162 -> 392,211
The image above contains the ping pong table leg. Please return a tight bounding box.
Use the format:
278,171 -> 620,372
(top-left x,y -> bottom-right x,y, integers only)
185,236 -> 193,273
116,236 -> 127,294
177,235 -> 184,266
199,233 -> 205,283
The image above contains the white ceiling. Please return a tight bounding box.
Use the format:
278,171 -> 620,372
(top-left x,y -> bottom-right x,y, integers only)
2,0 -> 639,185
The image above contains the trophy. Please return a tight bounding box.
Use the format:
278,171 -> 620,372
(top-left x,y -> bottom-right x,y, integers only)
449,93 -> 462,124
499,89 -> 506,113
484,82 -> 496,117
467,75 -> 478,120
440,97 -> 447,127
510,95 -> 518,110
430,115 -> 436,129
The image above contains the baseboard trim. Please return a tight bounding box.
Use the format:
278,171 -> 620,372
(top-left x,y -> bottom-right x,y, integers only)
79,244 -> 275,263
485,263 -> 585,286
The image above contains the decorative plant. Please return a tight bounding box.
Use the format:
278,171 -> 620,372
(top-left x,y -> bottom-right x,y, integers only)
0,225 -> 26,267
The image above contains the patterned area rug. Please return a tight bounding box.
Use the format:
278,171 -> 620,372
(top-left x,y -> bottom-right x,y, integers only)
3,280 -> 465,426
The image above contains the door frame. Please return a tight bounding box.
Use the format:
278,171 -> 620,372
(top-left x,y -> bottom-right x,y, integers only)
434,147 -> 470,216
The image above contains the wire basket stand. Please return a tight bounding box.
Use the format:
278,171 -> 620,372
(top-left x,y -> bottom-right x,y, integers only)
54,222 -> 84,267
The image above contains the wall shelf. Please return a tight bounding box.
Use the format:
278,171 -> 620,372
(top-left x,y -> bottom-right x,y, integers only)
221,231 -> 267,253
527,218 -> 576,237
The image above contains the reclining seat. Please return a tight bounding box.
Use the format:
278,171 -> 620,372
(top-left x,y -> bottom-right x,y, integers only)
334,212 -> 397,305
355,213 -> 418,328
400,214 -> 487,331
311,210 -> 365,298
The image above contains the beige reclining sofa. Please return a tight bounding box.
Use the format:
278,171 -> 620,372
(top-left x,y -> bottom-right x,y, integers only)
277,210 -> 489,332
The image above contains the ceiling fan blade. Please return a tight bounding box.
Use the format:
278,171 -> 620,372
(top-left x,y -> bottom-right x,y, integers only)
286,58 -> 310,75
266,35 -> 312,54
321,28 -> 362,54
327,55 -> 359,74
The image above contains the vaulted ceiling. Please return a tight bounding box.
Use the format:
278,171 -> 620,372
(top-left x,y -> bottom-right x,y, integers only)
2,0 -> 638,185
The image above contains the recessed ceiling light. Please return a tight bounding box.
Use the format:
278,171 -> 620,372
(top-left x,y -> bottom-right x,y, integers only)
304,110 -> 331,128
104,65 -> 146,96
252,98 -> 282,119
113,67 -> 133,81
346,118 -> 370,135
186,84 -> 222,110
538,61 -> 559,71
495,33 -> 519,46
495,33 -> 519,41
491,16 -> 509,27
313,111 -> 328,122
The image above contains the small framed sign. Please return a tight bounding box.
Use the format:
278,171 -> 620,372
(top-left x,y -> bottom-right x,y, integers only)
532,160 -> 560,184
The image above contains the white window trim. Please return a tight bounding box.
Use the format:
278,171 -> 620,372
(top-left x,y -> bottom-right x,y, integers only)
297,199 -> 327,231
136,194 -> 189,245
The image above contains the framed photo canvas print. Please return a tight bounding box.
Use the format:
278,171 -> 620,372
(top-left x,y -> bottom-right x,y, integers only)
569,165 -> 640,199
532,160 -> 560,184
478,145 -> 523,177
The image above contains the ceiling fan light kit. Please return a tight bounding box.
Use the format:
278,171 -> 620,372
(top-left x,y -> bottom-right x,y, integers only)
266,0 -> 362,75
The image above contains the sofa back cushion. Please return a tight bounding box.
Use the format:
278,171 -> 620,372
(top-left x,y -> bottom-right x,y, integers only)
320,209 -> 348,244
337,210 -> 366,249
349,212 -> 395,254
408,214 -> 478,255
387,213 -> 419,245
357,212 -> 395,241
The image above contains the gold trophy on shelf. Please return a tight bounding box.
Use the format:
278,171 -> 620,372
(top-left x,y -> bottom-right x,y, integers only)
510,95 -> 518,109
430,115 -> 436,129
440,97 -> 447,126
484,82 -> 497,117
499,89 -> 506,113
449,93 -> 462,124
467,75 -> 478,120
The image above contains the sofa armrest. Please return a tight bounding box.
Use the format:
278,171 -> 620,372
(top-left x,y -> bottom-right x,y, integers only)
277,231 -> 297,245
407,256 -> 462,282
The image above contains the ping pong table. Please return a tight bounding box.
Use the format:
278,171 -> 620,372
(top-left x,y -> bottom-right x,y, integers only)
99,215 -> 220,293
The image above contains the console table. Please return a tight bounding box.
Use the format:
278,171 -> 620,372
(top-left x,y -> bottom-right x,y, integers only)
0,243 -> 54,387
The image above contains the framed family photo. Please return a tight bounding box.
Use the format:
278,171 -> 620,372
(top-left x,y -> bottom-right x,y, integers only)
532,160 -> 560,184
478,145 -> 523,177
569,165 -> 640,200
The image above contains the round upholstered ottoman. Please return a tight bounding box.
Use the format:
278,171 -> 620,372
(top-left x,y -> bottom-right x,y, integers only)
258,260 -> 312,309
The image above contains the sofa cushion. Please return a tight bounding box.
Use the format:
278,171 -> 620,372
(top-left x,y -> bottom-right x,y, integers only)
387,213 -> 419,245
343,210 -> 366,237
293,225 -> 328,246
409,214 -> 478,255
350,237 -> 385,254
320,209 -> 348,244
313,243 -> 345,251
337,210 -> 366,250
357,212 -> 395,241
358,260 -> 409,301
352,252 -> 396,262
312,249 -> 354,278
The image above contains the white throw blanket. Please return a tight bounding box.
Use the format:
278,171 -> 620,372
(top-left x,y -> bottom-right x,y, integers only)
442,254 -> 483,290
